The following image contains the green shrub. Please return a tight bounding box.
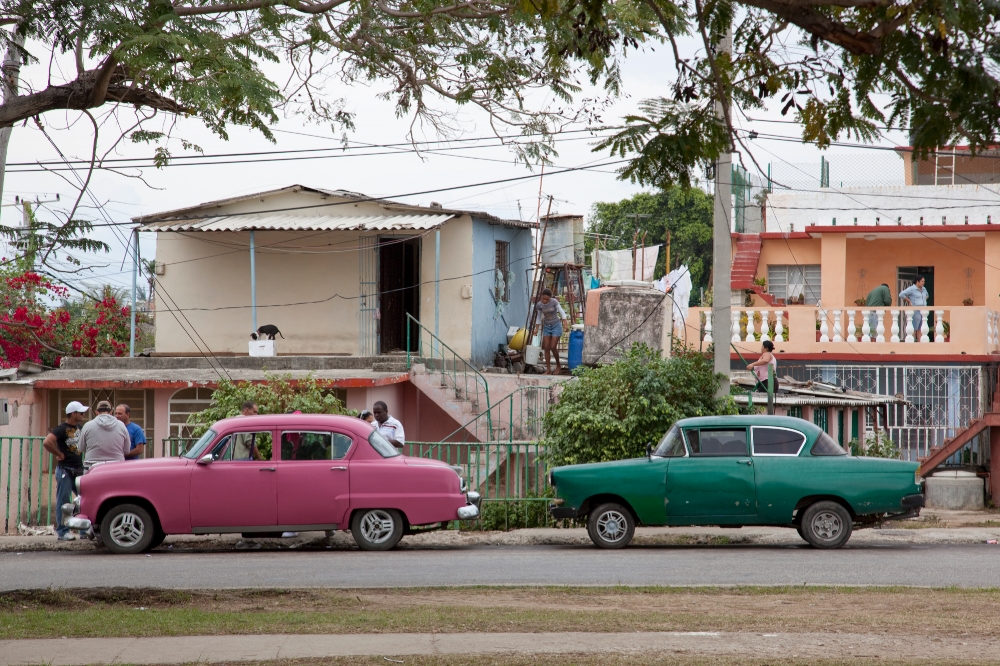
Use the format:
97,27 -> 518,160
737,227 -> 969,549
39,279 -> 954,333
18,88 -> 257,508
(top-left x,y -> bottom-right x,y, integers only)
849,432 -> 900,459
542,343 -> 736,467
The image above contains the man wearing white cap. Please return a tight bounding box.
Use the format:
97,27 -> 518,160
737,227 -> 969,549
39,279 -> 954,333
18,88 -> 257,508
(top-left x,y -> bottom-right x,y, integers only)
42,401 -> 89,541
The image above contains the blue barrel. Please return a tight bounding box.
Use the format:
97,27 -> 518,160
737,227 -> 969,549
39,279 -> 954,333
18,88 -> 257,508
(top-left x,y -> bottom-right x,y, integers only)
568,329 -> 584,370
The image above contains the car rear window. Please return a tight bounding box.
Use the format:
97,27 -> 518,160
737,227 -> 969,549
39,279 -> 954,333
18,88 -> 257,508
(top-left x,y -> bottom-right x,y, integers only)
752,427 -> 806,456
811,432 -> 848,456
686,428 -> 748,456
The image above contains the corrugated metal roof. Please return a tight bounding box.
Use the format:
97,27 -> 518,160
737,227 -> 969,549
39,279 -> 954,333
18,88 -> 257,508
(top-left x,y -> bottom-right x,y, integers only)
733,393 -> 900,407
137,213 -> 456,232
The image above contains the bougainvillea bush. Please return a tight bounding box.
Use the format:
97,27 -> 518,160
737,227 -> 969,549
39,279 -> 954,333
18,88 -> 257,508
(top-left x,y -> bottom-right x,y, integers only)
0,270 -> 146,367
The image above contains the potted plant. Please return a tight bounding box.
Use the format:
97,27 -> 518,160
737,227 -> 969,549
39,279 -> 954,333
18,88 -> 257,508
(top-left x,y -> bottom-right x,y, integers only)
854,298 -> 867,306
963,297 -> 974,306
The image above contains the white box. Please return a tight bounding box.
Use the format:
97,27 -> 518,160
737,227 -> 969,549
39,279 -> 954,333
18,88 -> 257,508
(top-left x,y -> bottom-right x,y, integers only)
249,340 -> 277,357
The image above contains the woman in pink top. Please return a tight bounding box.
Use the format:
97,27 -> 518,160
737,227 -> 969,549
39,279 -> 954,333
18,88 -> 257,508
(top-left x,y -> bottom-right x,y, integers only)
747,340 -> 777,388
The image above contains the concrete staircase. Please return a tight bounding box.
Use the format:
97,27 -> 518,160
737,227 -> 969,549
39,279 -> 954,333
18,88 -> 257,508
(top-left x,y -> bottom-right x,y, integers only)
409,364 -> 490,441
731,233 -> 780,307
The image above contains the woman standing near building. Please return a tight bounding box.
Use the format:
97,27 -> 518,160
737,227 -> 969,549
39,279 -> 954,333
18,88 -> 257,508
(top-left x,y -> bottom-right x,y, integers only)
747,340 -> 777,390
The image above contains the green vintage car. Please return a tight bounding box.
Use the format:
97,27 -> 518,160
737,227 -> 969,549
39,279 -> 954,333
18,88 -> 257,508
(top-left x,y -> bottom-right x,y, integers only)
548,415 -> 924,549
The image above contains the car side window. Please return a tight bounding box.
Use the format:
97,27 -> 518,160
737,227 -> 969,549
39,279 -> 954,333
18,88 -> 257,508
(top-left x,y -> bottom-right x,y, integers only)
210,431 -> 271,461
752,427 -> 807,456
686,428 -> 748,456
280,432 -> 354,461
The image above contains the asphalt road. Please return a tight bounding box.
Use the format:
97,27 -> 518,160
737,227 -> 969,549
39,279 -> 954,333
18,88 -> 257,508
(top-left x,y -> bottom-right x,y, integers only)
3,543 -> 1000,589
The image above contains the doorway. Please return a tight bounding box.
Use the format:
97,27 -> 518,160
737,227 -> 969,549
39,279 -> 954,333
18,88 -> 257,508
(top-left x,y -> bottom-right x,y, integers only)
896,266 -> 934,305
379,236 -> 420,353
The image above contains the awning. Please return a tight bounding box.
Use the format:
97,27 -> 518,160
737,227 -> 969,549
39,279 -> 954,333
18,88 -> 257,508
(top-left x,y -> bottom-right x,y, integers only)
137,213 -> 457,232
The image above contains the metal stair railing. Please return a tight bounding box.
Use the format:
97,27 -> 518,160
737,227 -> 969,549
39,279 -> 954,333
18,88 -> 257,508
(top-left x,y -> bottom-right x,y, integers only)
406,312 -> 491,432
438,385 -> 554,443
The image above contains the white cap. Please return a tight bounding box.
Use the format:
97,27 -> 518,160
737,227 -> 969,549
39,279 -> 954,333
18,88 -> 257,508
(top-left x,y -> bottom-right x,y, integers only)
65,401 -> 89,415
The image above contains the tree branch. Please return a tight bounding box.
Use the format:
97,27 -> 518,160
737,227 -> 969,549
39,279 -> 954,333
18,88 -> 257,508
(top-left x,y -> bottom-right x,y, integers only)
739,0 -> 883,54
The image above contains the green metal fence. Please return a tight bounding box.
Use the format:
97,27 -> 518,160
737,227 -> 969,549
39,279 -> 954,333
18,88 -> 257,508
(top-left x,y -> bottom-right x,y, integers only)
0,437 -> 57,534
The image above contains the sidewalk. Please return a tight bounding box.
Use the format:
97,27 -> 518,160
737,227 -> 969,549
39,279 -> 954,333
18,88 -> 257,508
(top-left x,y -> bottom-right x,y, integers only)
3,630 -> 1000,665
2,508 -> 999,552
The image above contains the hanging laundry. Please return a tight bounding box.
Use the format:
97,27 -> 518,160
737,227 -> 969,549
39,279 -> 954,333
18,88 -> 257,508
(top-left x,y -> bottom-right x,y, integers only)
592,246 -> 661,282
667,265 -> 692,327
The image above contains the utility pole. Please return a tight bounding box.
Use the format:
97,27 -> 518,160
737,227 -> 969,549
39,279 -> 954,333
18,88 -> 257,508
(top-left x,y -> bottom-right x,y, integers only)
14,194 -> 59,271
0,33 -> 24,214
712,25 -> 733,397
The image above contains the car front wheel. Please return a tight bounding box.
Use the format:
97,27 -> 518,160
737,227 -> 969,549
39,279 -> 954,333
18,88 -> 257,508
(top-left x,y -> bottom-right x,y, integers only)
587,503 -> 635,549
101,503 -> 156,554
800,501 -> 853,549
351,508 -> 404,551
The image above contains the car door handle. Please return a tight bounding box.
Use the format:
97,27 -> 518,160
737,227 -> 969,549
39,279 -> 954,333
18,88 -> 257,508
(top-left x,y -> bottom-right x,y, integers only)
737,460 -> 753,466
331,466 -> 347,471
259,467 -> 276,472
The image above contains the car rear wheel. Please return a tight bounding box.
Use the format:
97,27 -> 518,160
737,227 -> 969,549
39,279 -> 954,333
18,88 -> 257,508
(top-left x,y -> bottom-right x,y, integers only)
800,501 -> 853,549
101,503 -> 156,554
351,508 -> 404,551
587,503 -> 635,549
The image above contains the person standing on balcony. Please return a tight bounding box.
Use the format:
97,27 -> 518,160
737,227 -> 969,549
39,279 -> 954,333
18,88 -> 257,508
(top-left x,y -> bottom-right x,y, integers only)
373,401 -> 405,448
746,340 -> 777,391
43,401 -> 88,541
899,276 -> 929,337
532,288 -> 569,375
865,283 -> 893,335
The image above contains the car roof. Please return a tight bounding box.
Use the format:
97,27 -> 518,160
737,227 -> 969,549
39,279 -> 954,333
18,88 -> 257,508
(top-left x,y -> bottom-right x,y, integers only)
676,414 -> 823,434
211,413 -> 373,438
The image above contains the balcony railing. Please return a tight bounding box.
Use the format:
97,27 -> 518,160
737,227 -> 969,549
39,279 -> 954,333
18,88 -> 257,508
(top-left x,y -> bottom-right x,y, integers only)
682,306 -> 1000,355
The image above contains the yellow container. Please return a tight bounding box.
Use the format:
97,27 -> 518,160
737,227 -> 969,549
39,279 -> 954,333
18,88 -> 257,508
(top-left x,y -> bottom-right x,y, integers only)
508,327 -> 528,351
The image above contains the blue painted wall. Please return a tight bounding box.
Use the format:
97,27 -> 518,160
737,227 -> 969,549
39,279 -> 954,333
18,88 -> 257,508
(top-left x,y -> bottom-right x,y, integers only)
470,218 -> 533,366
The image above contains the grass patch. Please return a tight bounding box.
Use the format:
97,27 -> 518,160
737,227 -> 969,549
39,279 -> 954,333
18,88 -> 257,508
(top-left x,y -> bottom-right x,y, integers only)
2,586 -> 1000,641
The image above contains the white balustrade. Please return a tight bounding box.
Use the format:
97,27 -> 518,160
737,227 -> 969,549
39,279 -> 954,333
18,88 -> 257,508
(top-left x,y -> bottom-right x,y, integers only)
890,309 -> 900,343
773,310 -> 784,342
920,310 -> 930,342
832,310 -> 843,342
876,309 -> 886,343
986,312 -> 993,347
904,309 -> 915,343
861,310 -> 872,342
993,312 -> 1000,347
846,310 -> 857,342
745,310 -> 757,342
934,310 -> 945,343
703,310 -> 713,344
731,310 -> 741,343
819,310 -> 829,343
760,310 -> 770,341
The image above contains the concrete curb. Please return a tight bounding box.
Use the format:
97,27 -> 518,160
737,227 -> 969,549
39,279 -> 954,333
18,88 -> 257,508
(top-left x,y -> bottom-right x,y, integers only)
2,631 -> 1000,665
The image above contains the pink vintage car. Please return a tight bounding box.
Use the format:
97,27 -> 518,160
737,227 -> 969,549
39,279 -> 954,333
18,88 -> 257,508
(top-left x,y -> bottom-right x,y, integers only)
64,414 -> 481,554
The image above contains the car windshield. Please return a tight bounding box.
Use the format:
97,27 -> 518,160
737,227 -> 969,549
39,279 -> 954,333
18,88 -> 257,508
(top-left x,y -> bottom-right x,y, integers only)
369,429 -> 401,458
181,429 -> 217,459
653,424 -> 686,457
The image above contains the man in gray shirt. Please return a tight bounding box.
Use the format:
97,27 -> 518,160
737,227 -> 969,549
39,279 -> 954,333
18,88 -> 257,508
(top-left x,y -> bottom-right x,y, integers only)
79,401 -> 131,465
899,276 -> 929,337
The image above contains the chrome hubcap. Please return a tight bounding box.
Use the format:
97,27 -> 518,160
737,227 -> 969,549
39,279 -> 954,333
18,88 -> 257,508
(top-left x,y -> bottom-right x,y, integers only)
109,512 -> 145,547
811,511 -> 843,540
596,510 -> 628,542
360,510 -> 395,544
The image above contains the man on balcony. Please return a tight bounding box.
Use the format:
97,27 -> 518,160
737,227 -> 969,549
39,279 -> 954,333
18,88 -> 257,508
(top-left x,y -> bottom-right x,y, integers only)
865,283 -> 893,336
899,276 -> 929,337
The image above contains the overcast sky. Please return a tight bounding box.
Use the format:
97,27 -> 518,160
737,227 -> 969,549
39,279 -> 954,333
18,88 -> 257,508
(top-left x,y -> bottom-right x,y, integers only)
0,33 -> 910,296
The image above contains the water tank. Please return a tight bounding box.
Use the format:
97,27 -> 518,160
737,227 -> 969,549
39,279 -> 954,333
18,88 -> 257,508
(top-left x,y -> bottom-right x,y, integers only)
568,327 -> 584,370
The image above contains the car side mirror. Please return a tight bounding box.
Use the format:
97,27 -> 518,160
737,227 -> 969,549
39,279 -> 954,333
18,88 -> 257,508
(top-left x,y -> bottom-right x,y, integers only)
197,454 -> 214,465
646,442 -> 653,461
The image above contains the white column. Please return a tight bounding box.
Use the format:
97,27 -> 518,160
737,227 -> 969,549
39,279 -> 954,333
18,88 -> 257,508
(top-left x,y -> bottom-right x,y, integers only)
773,310 -> 784,343
920,309 -> 930,342
861,310 -> 871,343
745,310 -> 757,342
993,312 -> 999,347
904,309 -> 915,343
703,310 -> 714,344
876,309 -> 886,343
988,312 -> 995,347
819,310 -> 829,343
890,309 -> 900,343
731,310 -> 741,343
846,310 -> 857,342
760,310 -> 770,341
934,310 -> 945,343
832,310 -> 843,342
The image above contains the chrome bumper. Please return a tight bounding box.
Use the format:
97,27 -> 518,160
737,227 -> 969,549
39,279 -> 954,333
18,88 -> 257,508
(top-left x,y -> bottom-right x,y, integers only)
466,491 -> 481,508
62,501 -> 94,538
457,504 -> 480,520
